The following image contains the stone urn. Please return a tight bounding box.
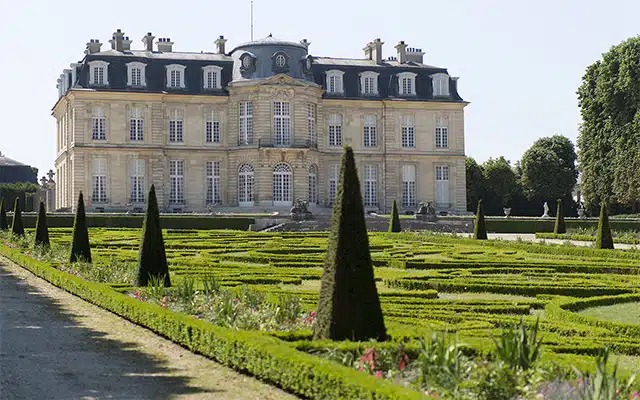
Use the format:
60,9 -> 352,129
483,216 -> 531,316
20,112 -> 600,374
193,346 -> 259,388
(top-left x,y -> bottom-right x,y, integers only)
503,207 -> 511,218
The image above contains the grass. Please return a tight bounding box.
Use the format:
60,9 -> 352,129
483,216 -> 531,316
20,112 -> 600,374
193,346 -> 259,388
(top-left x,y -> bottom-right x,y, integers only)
578,302 -> 640,325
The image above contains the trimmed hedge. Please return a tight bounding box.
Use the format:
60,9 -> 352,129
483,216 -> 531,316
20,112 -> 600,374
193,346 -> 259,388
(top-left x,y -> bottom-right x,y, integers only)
469,218 -> 640,234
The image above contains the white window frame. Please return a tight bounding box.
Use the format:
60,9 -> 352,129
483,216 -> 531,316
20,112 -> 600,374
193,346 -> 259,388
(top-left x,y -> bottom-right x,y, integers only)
129,106 -> 144,141
238,164 -> 254,206
239,101 -> 253,145
166,64 -> 186,89
168,109 -> 184,143
402,165 -> 417,208
92,158 -> 108,203
431,73 -> 450,97
435,165 -> 450,207
127,62 -> 146,87
307,103 -> 317,145
204,109 -> 220,144
359,71 -> 379,96
92,107 -> 107,140
308,165 -> 317,205
88,60 -> 109,86
328,164 -> 339,205
398,72 -> 417,96
169,160 -> 185,204
328,113 -> 343,147
325,70 -> 345,94
273,101 -> 291,146
202,65 -> 223,90
206,161 -> 221,205
363,114 -> 377,147
272,163 -> 293,206
364,165 -> 377,207
436,126 -> 449,149
401,115 -> 415,148
130,159 -> 145,203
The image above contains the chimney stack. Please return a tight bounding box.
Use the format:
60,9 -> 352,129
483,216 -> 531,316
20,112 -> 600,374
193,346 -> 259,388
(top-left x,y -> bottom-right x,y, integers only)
156,37 -> 174,52
406,47 -> 425,64
214,35 -> 227,54
300,38 -> 311,49
363,42 -> 373,60
371,38 -> 384,64
85,39 -> 102,55
394,41 -> 407,64
122,36 -> 133,51
109,29 -> 125,51
142,32 -> 155,52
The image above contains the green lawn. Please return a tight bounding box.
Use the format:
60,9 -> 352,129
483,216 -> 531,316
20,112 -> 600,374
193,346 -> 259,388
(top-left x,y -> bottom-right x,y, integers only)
579,302 -> 640,325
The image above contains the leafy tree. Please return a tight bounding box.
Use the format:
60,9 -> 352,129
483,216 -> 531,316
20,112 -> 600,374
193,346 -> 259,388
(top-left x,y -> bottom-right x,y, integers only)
69,192 -> 91,263
465,157 -> 487,212
474,200 -> 488,240
135,185 -> 171,287
554,199 -> 566,234
11,198 -> 24,236
388,199 -> 401,233
482,157 -> 522,215
314,147 -> 387,341
0,198 -> 7,230
34,201 -> 50,249
595,203 -> 614,249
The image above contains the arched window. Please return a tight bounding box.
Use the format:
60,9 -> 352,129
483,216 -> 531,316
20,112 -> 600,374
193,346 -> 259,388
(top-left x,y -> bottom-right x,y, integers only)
272,163 -> 292,206
308,165 -> 317,205
238,164 -> 254,206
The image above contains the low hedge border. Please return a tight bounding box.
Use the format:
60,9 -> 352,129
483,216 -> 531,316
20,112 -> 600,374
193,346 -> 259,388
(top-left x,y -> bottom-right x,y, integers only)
0,245 -> 427,399
536,232 -> 640,245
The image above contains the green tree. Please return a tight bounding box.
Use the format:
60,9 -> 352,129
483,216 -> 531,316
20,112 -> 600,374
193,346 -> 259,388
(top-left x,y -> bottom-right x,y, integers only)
466,157 -> 487,212
0,198 -> 7,230
474,199 -> 488,240
34,201 -> 50,249
135,185 -> 171,287
69,192 -> 91,263
388,199 -> 401,233
11,198 -> 24,236
554,199 -> 566,234
482,157 -> 522,215
314,147 -> 387,341
595,203 -> 614,249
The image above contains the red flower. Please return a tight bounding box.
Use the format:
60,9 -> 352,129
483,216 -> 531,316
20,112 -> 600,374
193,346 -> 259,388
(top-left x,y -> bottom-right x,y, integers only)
374,371 -> 383,378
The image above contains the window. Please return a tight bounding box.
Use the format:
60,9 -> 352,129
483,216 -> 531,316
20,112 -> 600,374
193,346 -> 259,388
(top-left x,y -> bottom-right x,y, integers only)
129,107 -> 144,141
92,107 -> 106,140
364,165 -> 377,207
435,165 -> 450,207
205,109 -> 220,143
272,163 -> 293,205
130,159 -> 145,203
127,62 -> 146,87
328,164 -> 339,205
206,161 -> 221,205
436,126 -> 449,149
92,158 -> 107,203
168,109 -> 184,143
169,160 -> 185,204
363,115 -> 377,147
360,71 -> 379,96
325,70 -> 344,94
239,101 -> 253,145
402,165 -> 416,207
431,73 -> 450,96
275,54 -> 286,68
166,64 -> 186,89
202,65 -> 223,90
328,114 -> 342,147
308,165 -> 317,204
88,61 -> 109,86
307,103 -> 317,145
273,101 -> 291,146
401,115 -> 415,148
398,72 -> 417,96
238,164 -> 254,205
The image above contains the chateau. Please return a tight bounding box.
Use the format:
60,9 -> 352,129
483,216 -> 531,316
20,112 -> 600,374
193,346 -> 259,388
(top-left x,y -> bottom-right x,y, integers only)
53,29 -> 468,213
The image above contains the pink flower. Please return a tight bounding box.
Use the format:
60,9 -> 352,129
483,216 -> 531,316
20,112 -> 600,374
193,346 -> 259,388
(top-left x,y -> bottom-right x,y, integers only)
310,311 -> 316,317
399,353 -> 409,371
161,297 -> 168,308
374,371 -> 383,378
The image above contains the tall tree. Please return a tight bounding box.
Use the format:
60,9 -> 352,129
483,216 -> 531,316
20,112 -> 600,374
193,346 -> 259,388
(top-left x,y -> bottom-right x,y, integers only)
482,157 -> 522,215
34,201 -> 50,248
11,198 -> 24,236
0,198 -> 7,231
465,157 -> 487,213
388,199 -> 401,233
314,147 -> 387,341
69,192 -> 91,263
135,185 -> 171,287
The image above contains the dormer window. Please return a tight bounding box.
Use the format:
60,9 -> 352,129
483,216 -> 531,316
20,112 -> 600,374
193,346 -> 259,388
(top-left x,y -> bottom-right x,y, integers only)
431,73 -> 450,97
126,62 -> 146,87
271,51 -> 290,73
166,64 -> 186,89
360,71 -> 379,96
398,72 -> 417,96
275,54 -> 286,67
326,70 -> 344,94
202,65 -> 223,90
88,60 -> 109,86
240,53 -> 256,74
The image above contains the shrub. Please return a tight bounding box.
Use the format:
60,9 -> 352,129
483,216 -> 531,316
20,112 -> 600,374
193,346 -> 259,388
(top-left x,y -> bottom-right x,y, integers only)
11,198 -> 24,236
554,198 -> 566,234
0,198 -> 7,230
492,317 -> 543,371
314,147 -> 387,341
388,200 -> 401,233
575,347 -> 639,400
70,192 -> 92,263
34,201 -> 50,249
595,203 -> 614,250
417,330 -> 468,395
474,200 -> 488,240
135,185 -> 170,287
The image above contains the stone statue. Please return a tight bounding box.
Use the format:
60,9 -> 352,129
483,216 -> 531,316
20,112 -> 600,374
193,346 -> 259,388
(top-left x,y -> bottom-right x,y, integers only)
542,202 -> 550,218
577,202 -> 586,219
415,201 -> 437,222
290,198 -> 313,221
503,207 -> 512,218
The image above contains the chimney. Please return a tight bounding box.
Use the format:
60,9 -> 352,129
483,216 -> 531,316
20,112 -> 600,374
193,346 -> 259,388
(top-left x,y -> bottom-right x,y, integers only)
406,47 -> 425,64
122,36 -> 133,51
85,39 -> 102,55
371,38 -> 384,64
142,32 -> 155,52
109,29 -> 125,51
214,35 -> 227,54
394,41 -> 407,64
363,42 -> 373,60
300,38 -> 311,49
156,37 -> 174,52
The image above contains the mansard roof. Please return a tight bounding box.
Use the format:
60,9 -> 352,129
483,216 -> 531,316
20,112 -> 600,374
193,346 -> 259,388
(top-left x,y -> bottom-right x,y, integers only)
0,153 -> 28,167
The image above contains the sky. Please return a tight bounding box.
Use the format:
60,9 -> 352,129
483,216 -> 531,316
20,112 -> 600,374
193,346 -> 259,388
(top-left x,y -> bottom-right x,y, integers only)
1,0 -> 639,179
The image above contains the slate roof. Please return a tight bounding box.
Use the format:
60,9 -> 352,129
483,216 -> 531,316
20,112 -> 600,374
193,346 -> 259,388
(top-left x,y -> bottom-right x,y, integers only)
0,154 -> 27,167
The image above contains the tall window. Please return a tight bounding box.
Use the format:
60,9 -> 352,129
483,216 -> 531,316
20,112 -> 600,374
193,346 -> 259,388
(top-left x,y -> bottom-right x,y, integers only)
308,165 -> 317,204
129,107 -> 144,141
89,61 -> 109,86
272,163 -> 293,204
205,110 -> 220,143
130,159 -> 145,203
436,165 -> 450,207
326,70 -> 344,94
328,114 -> 343,147
238,164 -> 254,205
360,71 -> 379,96
398,72 -> 417,96
431,73 -> 450,96
169,109 -> 184,143
402,165 -> 416,207
92,158 -> 107,203
307,103 -> 317,145
92,107 -> 106,140
127,62 -> 146,87
401,115 -> 415,148
206,161 -> 221,204
169,160 -> 185,204
166,64 -> 186,89
436,126 -> 449,149
364,165 -> 377,207
363,115 -> 377,147
203,65 -> 223,90
239,101 -> 253,145
273,101 -> 291,146
328,164 -> 339,204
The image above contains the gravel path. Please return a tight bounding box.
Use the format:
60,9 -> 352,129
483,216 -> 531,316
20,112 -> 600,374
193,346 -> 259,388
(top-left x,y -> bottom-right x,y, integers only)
0,257 -> 296,400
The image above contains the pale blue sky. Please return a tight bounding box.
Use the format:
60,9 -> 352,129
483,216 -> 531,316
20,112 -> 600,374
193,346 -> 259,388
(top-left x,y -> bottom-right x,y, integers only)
0,0 -> 638,178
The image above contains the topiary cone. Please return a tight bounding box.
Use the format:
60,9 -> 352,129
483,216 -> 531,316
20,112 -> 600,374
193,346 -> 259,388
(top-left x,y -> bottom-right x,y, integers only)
313,147 -> 387,341
34,201 -> 50,249
554,199 -> 566,234
474,199 -> 488,240
11,198 -> 24,236
388,199 -> 401,233
0,198 -> 8,231
135,185 -> 171,287
69,192 -> 92,263
595,202 -> 614,249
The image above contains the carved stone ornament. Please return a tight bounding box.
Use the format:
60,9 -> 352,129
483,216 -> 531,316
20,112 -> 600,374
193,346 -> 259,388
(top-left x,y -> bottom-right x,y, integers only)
270,87 -> 295,98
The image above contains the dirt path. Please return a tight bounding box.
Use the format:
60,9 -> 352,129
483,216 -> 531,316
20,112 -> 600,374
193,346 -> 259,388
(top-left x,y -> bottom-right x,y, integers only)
0,256 -> 297,400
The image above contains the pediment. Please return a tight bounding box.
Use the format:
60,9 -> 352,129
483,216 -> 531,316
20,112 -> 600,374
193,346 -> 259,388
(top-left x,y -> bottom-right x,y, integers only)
257,74 -> 320,88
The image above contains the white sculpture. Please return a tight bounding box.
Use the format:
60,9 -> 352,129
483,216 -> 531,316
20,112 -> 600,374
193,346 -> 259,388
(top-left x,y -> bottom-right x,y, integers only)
542,202 -> 550,218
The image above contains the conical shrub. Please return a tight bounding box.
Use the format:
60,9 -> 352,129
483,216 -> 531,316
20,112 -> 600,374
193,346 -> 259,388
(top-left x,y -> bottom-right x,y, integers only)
0,198 -> 7,231
135,185 -> 171,287
34,201 -> 50,249
474,199 -> 488,240
69,192 -> 91,263
11,198 -> 24,236
595,202 -> 614,249
388,199 -> 401,233
554,199 -> 566,234
314,147 -> 387,341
